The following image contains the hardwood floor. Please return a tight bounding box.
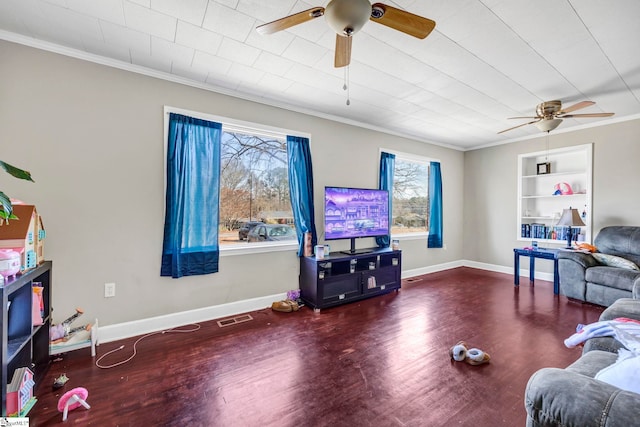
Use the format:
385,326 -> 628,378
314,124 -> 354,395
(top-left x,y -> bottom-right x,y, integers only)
29,267 -> 603,426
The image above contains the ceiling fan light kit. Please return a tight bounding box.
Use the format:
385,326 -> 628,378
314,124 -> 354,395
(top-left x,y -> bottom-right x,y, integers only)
325,0 -> 372,36
534,118 -> 563,133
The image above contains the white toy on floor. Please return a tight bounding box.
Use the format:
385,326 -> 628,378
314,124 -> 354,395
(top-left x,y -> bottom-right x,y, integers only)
449,341 -> 491,365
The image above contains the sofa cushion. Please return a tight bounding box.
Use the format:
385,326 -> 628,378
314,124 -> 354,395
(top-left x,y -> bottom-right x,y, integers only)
585,266 -> 640,292
592,253 -> 640,270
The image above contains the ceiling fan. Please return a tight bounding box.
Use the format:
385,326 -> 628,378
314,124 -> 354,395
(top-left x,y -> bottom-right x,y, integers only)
256,0 -> 436,68
498,100 -> 615,134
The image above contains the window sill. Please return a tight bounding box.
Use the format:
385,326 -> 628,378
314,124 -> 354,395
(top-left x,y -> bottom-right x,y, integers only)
220,241 -> 298,257
391,232 -> 429,241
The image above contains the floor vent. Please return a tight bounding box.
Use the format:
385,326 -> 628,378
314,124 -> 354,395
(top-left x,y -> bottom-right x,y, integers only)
217,314 -> 253,328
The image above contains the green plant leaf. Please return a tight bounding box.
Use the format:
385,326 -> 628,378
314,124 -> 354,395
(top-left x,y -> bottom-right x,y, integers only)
0,161 -> 35,182
0,209 -> 19,221
0,190 -> 12,217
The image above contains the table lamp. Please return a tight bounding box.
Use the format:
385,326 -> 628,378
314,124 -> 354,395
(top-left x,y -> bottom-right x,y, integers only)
556,207 -> 585,248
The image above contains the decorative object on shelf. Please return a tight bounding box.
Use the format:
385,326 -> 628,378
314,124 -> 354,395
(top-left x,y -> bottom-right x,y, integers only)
6,366 -> 36,417
57,387 -> 90,421
553,182 -> 573,195
0,248 -> 20,279
536,162 -> 551,175
556,207 -> 586,248
0,204 -> 45,272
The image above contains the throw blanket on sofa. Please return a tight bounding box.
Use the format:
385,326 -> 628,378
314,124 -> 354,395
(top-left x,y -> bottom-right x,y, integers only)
565,317 -> 640,351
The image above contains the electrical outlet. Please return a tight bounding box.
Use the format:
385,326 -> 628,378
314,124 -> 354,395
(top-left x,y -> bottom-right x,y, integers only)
104,282 -> 116,298
443,243 -> 447,250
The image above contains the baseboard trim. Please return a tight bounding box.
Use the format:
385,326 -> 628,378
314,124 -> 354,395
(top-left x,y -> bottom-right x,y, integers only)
402,260 -> 465,279
98,259 -> 553,345
98,292 -> 285,344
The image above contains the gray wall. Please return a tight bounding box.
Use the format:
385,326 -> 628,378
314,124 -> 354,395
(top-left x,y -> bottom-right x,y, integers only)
0,40 -> 464,326
463,119 -> 640,272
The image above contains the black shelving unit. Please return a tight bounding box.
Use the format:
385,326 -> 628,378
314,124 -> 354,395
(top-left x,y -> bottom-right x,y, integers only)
1,261 -> 52,416
299,248 -> 401,310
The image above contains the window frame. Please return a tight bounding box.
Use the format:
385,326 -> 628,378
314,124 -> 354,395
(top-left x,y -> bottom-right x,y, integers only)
380,148 -> 439,241
164,106 -> 309,257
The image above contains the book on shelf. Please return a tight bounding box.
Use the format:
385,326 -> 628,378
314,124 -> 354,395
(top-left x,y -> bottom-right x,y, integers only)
522,223 -> 573,241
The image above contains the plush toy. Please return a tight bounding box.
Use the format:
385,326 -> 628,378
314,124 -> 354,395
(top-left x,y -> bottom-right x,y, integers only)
449,340 -> 491,365
553,182 -> 573,195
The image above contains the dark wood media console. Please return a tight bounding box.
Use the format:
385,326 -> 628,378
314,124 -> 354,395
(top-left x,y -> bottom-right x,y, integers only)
299,248 -> 401,311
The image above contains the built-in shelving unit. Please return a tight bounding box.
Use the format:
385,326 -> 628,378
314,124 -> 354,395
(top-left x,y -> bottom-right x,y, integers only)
517,144 -> 593,244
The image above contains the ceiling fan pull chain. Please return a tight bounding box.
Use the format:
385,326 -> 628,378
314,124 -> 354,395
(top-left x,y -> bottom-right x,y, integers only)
344,65 -> 351,106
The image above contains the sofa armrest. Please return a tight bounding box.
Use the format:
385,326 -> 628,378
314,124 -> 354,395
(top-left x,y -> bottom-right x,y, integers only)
525,368 -> 640,427
557,252 -> 598,301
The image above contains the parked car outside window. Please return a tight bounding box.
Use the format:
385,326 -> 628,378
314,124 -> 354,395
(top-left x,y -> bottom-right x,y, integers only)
247,224 -> 296,242
238,221 -> 264,241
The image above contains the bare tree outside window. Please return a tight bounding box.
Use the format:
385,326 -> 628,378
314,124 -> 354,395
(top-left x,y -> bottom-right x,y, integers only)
219,131 -> 294,244
392,158 -> 429,234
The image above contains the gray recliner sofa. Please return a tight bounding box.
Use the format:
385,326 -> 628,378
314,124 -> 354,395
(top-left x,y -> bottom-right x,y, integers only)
524,298 -> 640,426
557,226 -> 640,306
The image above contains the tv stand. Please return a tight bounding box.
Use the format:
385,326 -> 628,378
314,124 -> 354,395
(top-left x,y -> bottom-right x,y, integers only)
299,248 -> 401,311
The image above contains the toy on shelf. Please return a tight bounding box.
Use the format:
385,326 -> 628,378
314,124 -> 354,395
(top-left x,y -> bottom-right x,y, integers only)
57,387 -> 90,421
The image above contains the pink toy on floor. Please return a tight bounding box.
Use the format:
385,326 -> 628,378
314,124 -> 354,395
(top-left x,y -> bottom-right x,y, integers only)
57,387 -> 90,421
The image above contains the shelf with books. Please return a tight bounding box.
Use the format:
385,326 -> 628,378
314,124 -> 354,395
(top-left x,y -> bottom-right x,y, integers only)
517,144 -> 592,244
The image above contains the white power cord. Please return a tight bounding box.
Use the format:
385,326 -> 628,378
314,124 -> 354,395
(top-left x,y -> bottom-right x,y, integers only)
95,324 -> 201,369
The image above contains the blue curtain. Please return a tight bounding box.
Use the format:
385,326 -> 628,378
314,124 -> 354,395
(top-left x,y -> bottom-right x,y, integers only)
287,135 -> 318,256
161,113 -> 222,278
428,161 -> 443,248
376,152 -> 395,248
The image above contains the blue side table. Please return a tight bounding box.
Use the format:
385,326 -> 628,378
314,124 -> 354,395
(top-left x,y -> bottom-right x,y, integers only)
513,248 -> 560,294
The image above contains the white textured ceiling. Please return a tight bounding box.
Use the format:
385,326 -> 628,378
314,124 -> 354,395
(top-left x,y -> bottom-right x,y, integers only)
1,0 -> 639,150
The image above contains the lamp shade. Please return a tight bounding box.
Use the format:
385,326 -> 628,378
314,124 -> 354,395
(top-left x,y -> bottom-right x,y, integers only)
556,208 -> 585,227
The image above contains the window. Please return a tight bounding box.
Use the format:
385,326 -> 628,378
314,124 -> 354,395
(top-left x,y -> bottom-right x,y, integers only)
391,154 -> 430,236
219,127 -> 294,246
164,107 -> 300,253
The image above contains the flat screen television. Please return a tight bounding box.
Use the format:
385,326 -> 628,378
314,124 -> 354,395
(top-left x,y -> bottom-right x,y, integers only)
324,186 -> 390,254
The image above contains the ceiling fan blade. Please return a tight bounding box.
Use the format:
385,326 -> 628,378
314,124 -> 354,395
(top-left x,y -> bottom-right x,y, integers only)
369,3 -> 436,39
558,100 -> 595,114
507,116 -> 540,120
256,7 -> 324,35
335,35 -> 352,68
497,119 -> 541,135
559,112 -> 615,118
